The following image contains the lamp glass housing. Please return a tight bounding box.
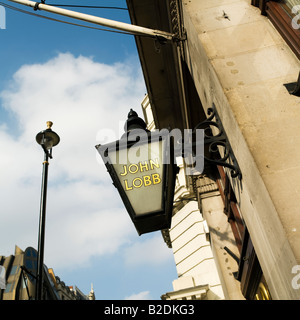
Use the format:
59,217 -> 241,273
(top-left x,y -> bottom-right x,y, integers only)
97,130 -> 176,235
36,129 -> 60,150
109,136 -> 165,216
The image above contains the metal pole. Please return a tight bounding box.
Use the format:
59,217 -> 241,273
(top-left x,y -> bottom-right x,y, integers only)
36,151 -> 49,300
7,0 -> 175,40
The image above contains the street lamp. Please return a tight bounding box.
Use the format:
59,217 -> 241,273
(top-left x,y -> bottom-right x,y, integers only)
35,121 -> 60,300
96,110 -> 177,235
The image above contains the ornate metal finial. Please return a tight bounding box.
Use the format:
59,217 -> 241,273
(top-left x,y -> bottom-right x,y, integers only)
124,109 -> 147,132
46,121 -> 53,129
128,109 -> 138,118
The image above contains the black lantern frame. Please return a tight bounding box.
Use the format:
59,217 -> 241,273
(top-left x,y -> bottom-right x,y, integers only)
96,111 -> 177,235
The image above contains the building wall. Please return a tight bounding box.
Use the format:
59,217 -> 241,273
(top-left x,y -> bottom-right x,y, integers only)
181,0 -> 300,299
141,96 -> 228,299
161,161 -> 226,300
169,198 -> 225,299
198,174 -> 247,299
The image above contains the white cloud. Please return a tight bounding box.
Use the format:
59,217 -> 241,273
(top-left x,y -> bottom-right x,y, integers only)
122,234 -> 174,267
0,52 -> 147,268
124,291 -> 151,300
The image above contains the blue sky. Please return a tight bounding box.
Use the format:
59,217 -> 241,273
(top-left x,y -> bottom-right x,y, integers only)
0,0 -> 178,300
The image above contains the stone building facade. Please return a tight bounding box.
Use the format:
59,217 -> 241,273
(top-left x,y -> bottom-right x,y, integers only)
131,0 -> 300,299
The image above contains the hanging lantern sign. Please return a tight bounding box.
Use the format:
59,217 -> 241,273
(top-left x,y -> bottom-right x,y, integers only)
96,110 -> 177,235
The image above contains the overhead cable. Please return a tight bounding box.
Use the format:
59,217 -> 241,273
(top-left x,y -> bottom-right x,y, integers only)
0,2 -> 133,35
46,4 -> 128,11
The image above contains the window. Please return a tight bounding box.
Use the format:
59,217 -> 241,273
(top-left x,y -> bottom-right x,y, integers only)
237,229 -> 272,299
251,0 -> 300,59
4,282 -> 13,293
9,265 -> 19,276
216,166 -> 245,253
216,166 -> 272,299
282,0 -> 299,11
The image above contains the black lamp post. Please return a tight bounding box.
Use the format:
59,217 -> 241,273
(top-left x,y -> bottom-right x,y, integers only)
35,121 -> 60,300
96,110 -> 177,235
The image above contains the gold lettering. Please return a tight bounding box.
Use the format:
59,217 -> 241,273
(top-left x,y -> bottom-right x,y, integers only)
132,177 -> 143,188
124,173 -> 161,190
120,165 -> 128,176
124,179 -> 133,191
152,173 -> 161,185
139,161 -> 149,172
128,164 -> 139,174
149,158 -> 160,170
143,175 -> 152,187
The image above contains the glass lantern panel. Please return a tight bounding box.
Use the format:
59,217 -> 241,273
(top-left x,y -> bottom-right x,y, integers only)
110,139 -> 166,216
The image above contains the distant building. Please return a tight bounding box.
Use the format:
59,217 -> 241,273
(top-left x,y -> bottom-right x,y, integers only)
87,284 -> 96,300
0,246 -> 94,300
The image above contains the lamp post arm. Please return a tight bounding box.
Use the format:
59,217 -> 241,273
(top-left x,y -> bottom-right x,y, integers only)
7,0 -> 176,41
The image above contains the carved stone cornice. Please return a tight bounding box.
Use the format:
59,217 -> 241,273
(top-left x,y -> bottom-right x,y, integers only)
169,0 -> 186,42
196,175 -> 220,200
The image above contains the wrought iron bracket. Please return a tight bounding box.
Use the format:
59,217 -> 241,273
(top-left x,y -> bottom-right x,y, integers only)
194,104 -> 242,180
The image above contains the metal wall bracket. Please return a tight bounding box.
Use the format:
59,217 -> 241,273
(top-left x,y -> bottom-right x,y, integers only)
194,104 -> 242,179
284,71 -> 300,97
